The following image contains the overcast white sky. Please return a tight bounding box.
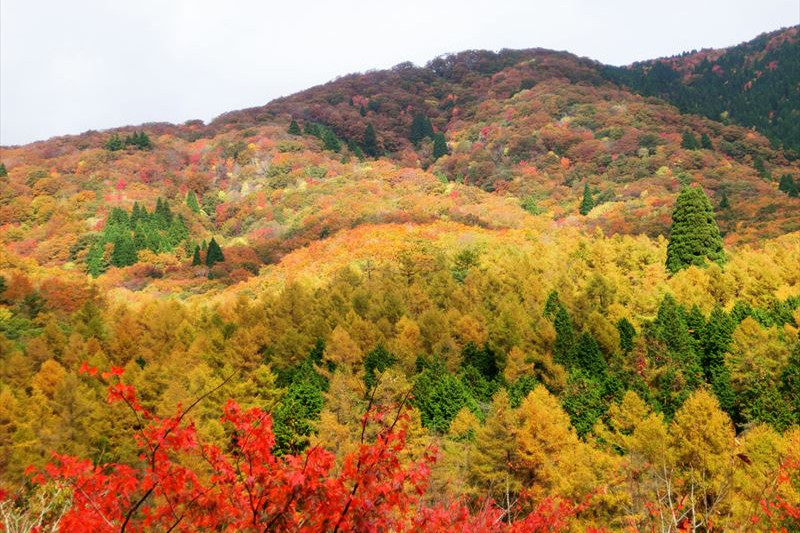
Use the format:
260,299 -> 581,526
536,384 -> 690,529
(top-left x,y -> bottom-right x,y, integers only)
1,0 -> 797,146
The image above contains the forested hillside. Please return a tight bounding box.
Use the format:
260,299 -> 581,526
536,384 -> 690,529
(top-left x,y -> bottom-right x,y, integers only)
604,26 -> 800,153
0,27 -> 799,532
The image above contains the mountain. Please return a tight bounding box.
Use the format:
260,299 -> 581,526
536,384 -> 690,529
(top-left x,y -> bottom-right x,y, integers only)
1,29 -> 800,531
603,26 -> 800,153
1,40 -> 798,289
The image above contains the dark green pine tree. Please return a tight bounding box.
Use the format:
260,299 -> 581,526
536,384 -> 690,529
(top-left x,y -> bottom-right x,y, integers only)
432,132 -> 449,160
700,133 -> 713,150
145,225 -> 163,252
111,234 -> 137,267
86,241 -> 108,278
655,294 -> 693,356
412,359 -> 477,432
544,290 -> 561,319
192,245 -> 203,266
167,215 -> 189,247
701,306 -> 737,417
422,116 -> 434,139
655,294 -> 703,388
133,223 -> 148,251
287,120 -> 302,136
362,123 -> 379,157
562,370 -> 606,437
410,112 -> 431,145
573,332 -> 607,377
579,182 -> 594,215
359,105 -> 367,117
186,190 -> 201,213
321,128 -> 341,152
0,162 -> 7,177
105,134 -> 124,151
205,237 -> 225,267
461,343 -> 501,381
665,186 -> 725,273
272,350 -> 328,454
778,174 -> 799,197
681,131 -> 700,150
154,197 -> 173,228
719,190 -> 731,210
128,131 -> 152,150
130,202 -> 143,229
701,307 -> 734,378
106,207 -> 130,229
553,305 -> 576,366
616,317 -> 636,354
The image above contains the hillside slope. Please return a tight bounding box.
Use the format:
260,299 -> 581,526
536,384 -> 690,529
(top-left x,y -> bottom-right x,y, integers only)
603,26 -> 800,153
2,29 -> 800,531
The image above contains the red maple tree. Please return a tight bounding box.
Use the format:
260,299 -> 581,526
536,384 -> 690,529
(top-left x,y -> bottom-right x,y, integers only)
8,366 -> 601,532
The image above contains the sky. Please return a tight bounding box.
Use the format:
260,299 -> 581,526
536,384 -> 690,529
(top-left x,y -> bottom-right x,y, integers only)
1,0 -> 798,146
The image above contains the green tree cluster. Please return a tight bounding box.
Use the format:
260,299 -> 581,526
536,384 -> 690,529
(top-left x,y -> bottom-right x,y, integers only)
87,198 -> 189,275
105,131 -> 153,151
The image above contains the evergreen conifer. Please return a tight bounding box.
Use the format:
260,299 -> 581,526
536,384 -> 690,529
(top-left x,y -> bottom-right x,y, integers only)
666,186 -> 725,273
205,237 -> 225,267
579,182 -> 594,215
362,123 -> 379,157
432,133 -> 448,160
287,120 -> 302,135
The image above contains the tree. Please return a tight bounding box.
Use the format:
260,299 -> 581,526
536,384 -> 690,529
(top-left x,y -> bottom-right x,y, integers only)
469,390 -> 521,503
0,162 -> 7,177
287,119 -> 302,135
191,245 -> 202,266
362,123 -> 379,157
110,234 -> 137,268
122,131 -> 152,150
579,182 -> 594,215
572,333 -> 606,377
665,186 -> 725,273
616,318 -> 636,354
154,197 -> 173,227
15,366 -> 597,532
778,173 -> 799,197
544,290 -> 561,319
681,131 -> 700,150
700,133 -> 713,150
205,237 -> 225,267
86,241 -> 108,277
553,305 -> 576,366
414,359 -> 477,432
135,131 -> 153,150
322,128 -> 341,152
186,190 -> 200,212
410,112 -> 433,145
432,133 -> 449,160
104,134 -> 124,151
719,189 -> 731,209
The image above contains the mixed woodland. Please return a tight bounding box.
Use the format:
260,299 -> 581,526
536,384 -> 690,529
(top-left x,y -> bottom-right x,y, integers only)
0,25 -> 799,532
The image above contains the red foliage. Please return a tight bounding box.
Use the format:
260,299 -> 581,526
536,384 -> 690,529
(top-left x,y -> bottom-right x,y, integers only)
37,277 -> 90,313
15,369 -> 599,533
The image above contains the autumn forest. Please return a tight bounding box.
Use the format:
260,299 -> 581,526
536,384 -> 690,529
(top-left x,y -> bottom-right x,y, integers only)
0,24 -> 799,533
